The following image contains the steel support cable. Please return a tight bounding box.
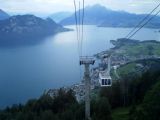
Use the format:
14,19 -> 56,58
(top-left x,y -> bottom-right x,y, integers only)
78,1 -> 82,56
128,9 -> 160,39
81,0 -> 85,57
125,3 -> 160,39
74,0 -> 83,81
74,0 -> 81,58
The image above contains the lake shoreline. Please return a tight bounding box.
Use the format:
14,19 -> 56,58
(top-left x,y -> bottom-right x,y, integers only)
0,25 -> 159,108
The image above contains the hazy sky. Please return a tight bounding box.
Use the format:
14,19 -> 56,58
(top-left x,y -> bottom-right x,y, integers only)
0,0 -> 160,17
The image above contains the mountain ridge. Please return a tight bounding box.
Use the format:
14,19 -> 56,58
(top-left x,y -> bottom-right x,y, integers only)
60,4 -> 160,28
0,14 -> 69,46
49,12 -> 72,23
0,9 -> 10,20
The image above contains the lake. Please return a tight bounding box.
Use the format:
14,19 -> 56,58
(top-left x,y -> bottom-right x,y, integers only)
0,25 -> 159,108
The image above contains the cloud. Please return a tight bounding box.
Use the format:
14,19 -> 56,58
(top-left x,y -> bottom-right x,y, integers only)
0,0 -> 73,16
0,0 -> 159,17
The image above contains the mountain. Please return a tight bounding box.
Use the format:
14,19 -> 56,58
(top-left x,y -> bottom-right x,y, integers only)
60,4 -> 160,28
0,9 -> 10,20
0,15 -> 68,46
49,12 -> 72,23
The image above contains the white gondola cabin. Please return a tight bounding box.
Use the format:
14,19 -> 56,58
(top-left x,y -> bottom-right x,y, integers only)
99,71 -> 112,87
99,54 -> 112,87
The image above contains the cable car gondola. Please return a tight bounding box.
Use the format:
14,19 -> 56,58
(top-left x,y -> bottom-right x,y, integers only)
99,54 -> 112,87
99,71 -> 112,87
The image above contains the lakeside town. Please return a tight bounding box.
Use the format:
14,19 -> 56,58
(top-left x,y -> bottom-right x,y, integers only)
47,38 -> 160,102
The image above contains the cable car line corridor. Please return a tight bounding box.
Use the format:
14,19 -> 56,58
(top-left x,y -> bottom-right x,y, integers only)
73,0 -> 160,120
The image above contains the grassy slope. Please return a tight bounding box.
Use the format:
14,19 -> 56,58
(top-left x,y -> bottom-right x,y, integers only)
117,63 -> 136,77
115,59 -> 160,78
115,42 -> 160,56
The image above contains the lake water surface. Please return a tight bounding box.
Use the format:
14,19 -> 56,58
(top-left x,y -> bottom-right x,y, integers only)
0,25 -> 159,108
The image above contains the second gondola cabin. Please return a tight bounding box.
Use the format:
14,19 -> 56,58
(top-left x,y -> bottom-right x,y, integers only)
99,71 -> 112,87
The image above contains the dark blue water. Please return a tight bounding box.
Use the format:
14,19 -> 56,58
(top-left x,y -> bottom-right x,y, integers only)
0,25 -> 159,108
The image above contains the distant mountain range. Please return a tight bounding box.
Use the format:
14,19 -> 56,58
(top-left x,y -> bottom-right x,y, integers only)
0,9 -> 10,20
49,12 -> 72,23
0,15 -> 68,46
60,4 -> 160,28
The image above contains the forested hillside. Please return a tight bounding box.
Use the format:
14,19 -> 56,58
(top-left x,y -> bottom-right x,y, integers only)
0,66 -> 160,120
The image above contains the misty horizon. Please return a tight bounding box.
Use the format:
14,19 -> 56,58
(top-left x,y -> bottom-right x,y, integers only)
0,0 -> 159,17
